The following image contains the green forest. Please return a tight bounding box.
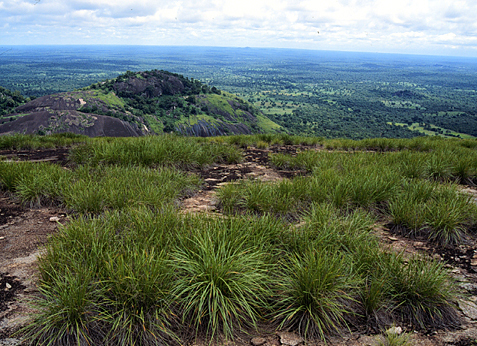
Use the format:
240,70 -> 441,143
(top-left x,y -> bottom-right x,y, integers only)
1,46 -> 476,139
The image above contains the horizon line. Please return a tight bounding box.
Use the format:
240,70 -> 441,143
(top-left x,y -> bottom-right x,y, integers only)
1,44 -> 476,60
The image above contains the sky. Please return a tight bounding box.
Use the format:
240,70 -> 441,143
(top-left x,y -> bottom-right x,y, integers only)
1,0 -> 477,57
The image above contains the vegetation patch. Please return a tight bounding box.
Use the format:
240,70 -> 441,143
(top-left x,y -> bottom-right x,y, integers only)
0,134 -> 472,345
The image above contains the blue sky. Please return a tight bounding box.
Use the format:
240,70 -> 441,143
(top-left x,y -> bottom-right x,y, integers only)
1,0 -> 477,57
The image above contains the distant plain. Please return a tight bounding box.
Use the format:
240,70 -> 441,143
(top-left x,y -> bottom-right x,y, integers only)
1,46 -> 477,139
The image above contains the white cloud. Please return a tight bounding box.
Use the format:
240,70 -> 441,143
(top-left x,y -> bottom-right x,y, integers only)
1,0 -> 476,56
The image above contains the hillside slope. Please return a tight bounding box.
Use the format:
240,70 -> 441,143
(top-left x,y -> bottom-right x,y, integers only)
0,70 -> 282,137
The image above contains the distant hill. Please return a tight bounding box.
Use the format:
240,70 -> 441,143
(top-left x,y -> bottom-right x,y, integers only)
0,70 -> 282,137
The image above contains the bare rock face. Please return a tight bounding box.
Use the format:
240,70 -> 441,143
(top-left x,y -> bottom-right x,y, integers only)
15,94 -> 83,112
0,110 -> 141,137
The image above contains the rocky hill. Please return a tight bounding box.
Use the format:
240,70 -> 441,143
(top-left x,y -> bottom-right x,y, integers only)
0,70 -> 282,137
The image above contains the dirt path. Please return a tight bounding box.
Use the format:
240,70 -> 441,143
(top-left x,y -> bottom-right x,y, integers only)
2,146 -> 477,345
0,192 -> 66,341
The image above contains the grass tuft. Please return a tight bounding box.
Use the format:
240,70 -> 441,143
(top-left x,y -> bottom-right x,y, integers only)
389,256 -> 460,329
170,224 -> 271,340
275,248 -> 358,340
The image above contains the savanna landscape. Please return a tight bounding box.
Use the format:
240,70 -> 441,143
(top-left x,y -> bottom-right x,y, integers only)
1,133 -> 477,346
1,47 -> 477,346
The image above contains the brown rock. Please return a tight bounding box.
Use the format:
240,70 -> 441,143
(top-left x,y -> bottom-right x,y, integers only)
251,337 -> 267,346
277,332 -> 304,346
458,300 -> 477,320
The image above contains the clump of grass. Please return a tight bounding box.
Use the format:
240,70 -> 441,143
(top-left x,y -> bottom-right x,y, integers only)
0,161 -> 38,191
452,154 -> 476,184
215,181 -> 245,214
425,190 -> 471,246
270,149 -> 338,172
0,161 -> 201,213
170,221 -> 272,340
394,150 -> 428,179
26,208 -> 285,344
389,180 -> 475,246
219,153 -> 401,216
21,268 -> 103,346
388,255 -> 460,329
360,276 -> 394,329
0,161 -> 70,207
255,140 -> 269,149
425,152 -> 453,181
0,132 -> 88,150
217,179 -> 305,218
69,134 -> 242,168
303,206 -> 394,328
388,179 -> 436,235
219,134 -> 321,148
63,165 -> 201,214
345,164 -> 400,209
25,208 -> 183,346
14,163 -> 69,207
99,248 -> 177,346
359,138 -> 397,152
275,248 -> 359,340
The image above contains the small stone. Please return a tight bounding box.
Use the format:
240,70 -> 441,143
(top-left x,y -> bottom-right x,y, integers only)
458,300 -> 477,320
49,216 -> 60,222
471,259 -> 477,266
386,326 -> 402,335
251,337 -> 267,346
278,332 -> 304,346
413,242 -> 424,247
6,282 -> 12,289
0,236 -> 4,240
388,236 -> 398,241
